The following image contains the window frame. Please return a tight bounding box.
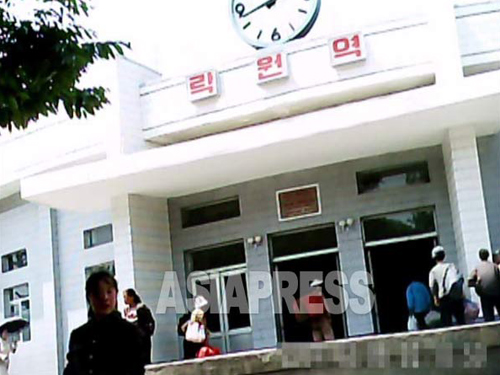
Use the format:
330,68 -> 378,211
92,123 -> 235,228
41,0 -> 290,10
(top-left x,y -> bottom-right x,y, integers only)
181,196 -> 241,229
1,249 -> 28,273
362,207 -> 437,246
356,161 -> 431,195
83,224 -> 114,249
4,283 -> 31,342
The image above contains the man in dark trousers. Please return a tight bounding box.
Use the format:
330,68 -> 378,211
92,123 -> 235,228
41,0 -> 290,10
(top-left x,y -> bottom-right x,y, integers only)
469,249 -> 500,322
429,246 -> 465,327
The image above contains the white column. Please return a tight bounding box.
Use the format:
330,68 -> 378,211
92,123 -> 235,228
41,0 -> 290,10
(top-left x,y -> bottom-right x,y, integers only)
427,0 -> 463,86
105,58 -> 161,158
111,194 -> 180,361
111,194 -> 136,291
443,126 -> 491,280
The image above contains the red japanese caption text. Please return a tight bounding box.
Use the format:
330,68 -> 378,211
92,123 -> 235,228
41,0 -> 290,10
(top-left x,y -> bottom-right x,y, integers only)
187,71 -> 219,101
330,32 -> 366,66
257,52 -> 288,84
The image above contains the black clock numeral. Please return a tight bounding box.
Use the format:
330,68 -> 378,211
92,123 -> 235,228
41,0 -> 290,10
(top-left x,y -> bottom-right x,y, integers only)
257,30 -> 263,40
272,28 -> 281,41
235,3 -> 245,17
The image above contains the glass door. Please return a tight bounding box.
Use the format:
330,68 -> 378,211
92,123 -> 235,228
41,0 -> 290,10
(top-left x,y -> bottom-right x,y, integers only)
190,267 -> 252,353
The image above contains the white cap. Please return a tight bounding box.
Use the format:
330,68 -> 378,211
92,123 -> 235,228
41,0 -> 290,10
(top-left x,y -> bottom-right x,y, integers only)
310,279 -> 323,287
194,295 -> 208,309
431,245 -> 445,259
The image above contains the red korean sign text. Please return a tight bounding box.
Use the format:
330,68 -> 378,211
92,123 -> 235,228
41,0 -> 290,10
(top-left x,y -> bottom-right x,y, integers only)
256,52 -> 289,84
187,70 -> 219,102
329,32 -> 366,67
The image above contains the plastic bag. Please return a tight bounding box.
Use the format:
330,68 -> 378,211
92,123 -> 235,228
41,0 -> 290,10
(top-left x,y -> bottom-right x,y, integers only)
197,345 -> 221,358
185,321 -> 206,343
425,310 -> 441,328
407,315 -> 418,331
464,299 -> 479,323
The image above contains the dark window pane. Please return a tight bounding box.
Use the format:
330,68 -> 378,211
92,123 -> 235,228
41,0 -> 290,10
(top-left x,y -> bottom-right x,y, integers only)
83,224 -> 113,249
357,162 -> 430,194
2,249 -> 28,273
21,300 -> 30,340
191,242 -> 246,272
225,274 -> 250,330
363,209 -> 436,243
85,261 -> 116,280
182,198 -> 240,228
14,284 -> 29,300
271,226 -> 337,259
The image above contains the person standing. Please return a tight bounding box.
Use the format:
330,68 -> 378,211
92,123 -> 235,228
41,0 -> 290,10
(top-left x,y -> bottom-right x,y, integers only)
429,246 -> 465,327
178,296 -> 209,359
0,330 -> 16,375
406,281 -> 432,330
124,289 -> 156,364
293,279 -> 334,342
468,249 -> 500,322
64,271 -> 144,375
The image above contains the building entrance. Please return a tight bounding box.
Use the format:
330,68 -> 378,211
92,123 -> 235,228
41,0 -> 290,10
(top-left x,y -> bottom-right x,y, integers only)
366,237 -> 436,333
270,225 -> 347,342
362,208 -> 438,334
186,241 -> 253,354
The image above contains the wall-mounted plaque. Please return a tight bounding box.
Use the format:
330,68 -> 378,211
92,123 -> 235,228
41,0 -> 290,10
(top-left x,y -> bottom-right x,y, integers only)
276,184 -> 321,221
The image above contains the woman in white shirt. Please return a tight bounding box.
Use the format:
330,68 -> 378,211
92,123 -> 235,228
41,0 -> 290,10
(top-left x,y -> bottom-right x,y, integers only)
123,288 -> 156,364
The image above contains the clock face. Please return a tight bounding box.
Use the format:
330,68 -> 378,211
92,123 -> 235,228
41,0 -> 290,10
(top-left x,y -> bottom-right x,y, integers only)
230,0 -> 321,49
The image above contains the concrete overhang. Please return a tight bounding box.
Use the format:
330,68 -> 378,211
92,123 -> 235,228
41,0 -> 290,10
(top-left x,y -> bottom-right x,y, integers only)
21,72 -> 500,212
0,180 -> 20,201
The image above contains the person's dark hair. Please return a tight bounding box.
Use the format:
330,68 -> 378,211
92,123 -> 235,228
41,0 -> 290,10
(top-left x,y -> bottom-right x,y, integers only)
125,288 -> 142,304
434,251 -> 445,262
85,271 -> 118,319
479,248 -> 490,261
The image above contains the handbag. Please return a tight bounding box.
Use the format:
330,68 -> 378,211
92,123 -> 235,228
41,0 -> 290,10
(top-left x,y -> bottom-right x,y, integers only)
196,344 -> 221,358
463,299 -> 479,323
185,321 -> 206,343
425,310 -> 441,328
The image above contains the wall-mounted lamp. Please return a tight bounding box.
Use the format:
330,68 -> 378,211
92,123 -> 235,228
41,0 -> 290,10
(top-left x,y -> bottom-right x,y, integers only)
338,218 -> 356,231
247,235 -> 263,248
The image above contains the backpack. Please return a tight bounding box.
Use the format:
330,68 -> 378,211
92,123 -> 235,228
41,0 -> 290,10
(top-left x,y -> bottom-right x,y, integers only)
185,321 -> 206,343
442,264 -> 464,300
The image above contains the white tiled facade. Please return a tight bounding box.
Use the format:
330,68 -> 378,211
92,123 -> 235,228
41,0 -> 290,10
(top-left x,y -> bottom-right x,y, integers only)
0,1 -> 499,374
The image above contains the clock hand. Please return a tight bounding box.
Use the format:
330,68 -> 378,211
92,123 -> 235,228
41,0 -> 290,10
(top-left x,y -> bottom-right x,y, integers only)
243,0 -> 277,17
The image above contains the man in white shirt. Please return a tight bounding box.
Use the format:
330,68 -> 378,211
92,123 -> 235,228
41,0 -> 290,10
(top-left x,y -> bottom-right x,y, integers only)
429,246 -> 465,327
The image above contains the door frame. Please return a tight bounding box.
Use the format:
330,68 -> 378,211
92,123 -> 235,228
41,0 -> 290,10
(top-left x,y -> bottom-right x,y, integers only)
272,246 -> 348,342
363,232 -> 438,333
190,266 -> 252,352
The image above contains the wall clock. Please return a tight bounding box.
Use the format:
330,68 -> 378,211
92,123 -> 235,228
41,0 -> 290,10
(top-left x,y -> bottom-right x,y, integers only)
230,0 -> 321,49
